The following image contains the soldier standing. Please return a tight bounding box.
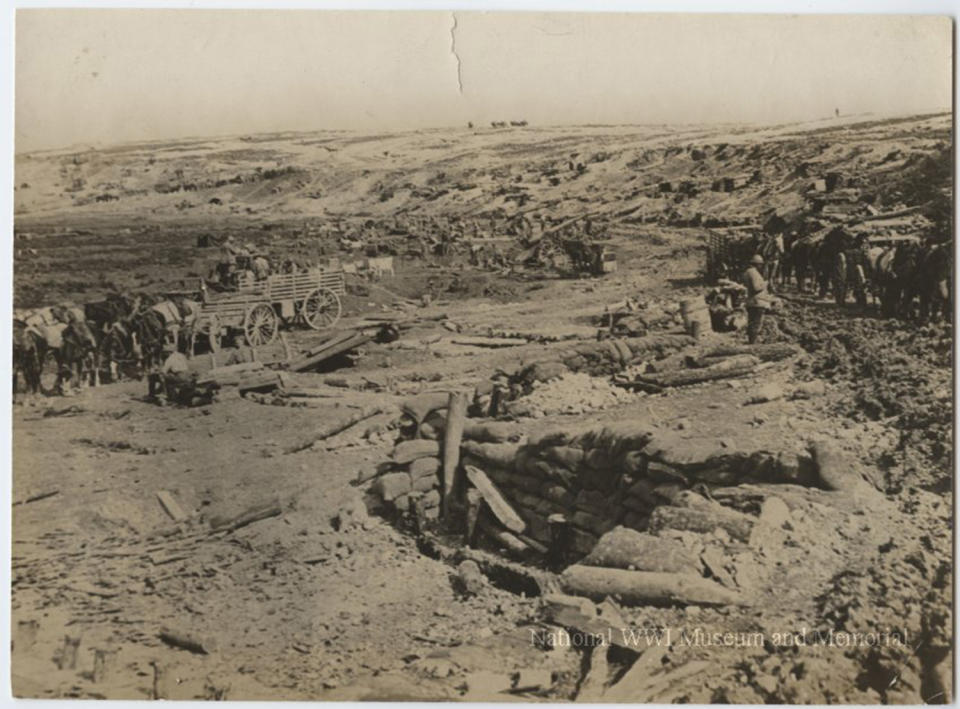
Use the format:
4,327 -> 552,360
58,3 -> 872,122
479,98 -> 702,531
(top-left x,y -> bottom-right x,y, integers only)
743,254 -> 769,344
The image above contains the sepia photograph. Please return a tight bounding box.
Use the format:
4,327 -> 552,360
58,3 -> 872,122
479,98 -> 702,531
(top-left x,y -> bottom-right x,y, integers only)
9,7 -> 954,703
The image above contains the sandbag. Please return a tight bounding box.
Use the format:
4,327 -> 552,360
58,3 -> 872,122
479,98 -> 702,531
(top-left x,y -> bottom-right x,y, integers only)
409,456 -> 441,481
540,446 -> 585,470
460,440 -> 520,469
581,526 -> 702,575
393,439 -> 441,464
648,494 -> 754,542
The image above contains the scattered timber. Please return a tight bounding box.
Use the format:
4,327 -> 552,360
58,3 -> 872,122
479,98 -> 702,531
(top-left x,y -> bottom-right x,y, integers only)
13,489 -> 60,507
442,392 -> 469,516
560,565 -> 745,607
210,498 -> 282,533
464,464 -> 526,534
635,362 -> 757,388
700,343 -> 798,363
156,491 -> 187,522
284,407 -> 383,454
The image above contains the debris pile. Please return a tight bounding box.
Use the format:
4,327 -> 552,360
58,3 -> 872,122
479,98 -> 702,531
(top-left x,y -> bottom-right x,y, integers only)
503,372 -> 637,418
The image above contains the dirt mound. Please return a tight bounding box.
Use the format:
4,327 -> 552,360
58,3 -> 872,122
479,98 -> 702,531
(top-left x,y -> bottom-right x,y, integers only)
784,302 -> 952,493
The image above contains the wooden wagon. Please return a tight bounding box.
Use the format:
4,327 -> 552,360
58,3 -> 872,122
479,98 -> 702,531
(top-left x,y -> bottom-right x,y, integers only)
193,267 -> 345,351
705,230 -> 759,283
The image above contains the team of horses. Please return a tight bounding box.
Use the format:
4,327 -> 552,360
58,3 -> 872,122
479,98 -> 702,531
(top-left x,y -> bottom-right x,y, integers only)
13,293 -> 207,398
754,226 -> 950,321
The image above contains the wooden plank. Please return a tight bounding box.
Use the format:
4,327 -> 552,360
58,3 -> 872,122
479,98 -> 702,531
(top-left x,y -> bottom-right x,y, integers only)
284,406 -> 383,454
442,391 -> 469,517
12,489 -> 60,506
288,333 -> 370,373
156,491 -> 187,522
464,464 -> 526,534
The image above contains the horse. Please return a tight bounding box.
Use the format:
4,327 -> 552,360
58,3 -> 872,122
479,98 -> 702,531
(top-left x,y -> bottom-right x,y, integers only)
128,308 -> 168,372
813,227 -> 858,300
99,319 -> 143,381
789,233 -> 824,293
758,234 -> 785,291
41,320 -> 101,394
83,293 -> 140,338
833,243 -> 883,307
150,298 -> 200,346
13,320 -> 46,398
889,242 -> 925,319
917,242 -> 951,321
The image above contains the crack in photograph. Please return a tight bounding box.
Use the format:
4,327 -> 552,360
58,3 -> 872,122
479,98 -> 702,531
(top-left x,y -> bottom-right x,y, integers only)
9,7 -> 954,703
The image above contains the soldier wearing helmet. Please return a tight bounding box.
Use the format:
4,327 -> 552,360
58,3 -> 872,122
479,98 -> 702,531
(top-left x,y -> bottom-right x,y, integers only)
743,254 -> 769,344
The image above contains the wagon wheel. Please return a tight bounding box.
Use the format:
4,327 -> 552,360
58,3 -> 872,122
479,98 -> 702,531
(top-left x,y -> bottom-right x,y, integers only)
301,287 -> 342,330
244,304 -> 278,346
191,315 -> 221,355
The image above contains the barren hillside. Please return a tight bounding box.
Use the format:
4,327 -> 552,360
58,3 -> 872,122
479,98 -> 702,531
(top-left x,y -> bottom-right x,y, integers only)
15,113 -> 951,227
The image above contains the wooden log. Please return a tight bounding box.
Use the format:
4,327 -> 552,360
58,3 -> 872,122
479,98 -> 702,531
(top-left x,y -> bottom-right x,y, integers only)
688,354 -> 760,371
451,336 -> 528,348
285,407 -> 382,454
638,362 -> 757,388
236,370 -> 283,394
210,497 -> 282,533
12,489 -> 60,506
156,491 -> 187,522
196,361 -> 265,385
560,565 -> 746,607
701,343 -> 798,363
464,465 -> 526,534
442,391 -> 469,517
477,517 -> 531,558
288,333 -> 371,372
281,386 -> 346,399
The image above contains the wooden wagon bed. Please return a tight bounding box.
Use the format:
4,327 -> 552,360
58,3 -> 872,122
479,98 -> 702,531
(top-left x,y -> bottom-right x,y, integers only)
194,267 -> 346,350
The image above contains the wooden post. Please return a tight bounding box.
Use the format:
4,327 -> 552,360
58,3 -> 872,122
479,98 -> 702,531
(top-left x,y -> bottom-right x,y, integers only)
441,391 -> 468,518
488,386 -> 503,418
280,332 -> 292,361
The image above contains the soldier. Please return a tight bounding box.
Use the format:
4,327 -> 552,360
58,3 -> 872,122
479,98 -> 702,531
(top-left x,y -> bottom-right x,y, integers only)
743,254 -> 770,344
148,344 -> 191,402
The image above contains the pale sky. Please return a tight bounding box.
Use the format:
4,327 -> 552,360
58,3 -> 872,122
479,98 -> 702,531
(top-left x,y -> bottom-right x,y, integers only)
14,10 -> 953,153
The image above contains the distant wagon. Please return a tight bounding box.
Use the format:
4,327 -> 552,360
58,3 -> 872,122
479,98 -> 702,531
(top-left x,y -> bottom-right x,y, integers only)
704,229 -> 758,283
194,266 -> 345,350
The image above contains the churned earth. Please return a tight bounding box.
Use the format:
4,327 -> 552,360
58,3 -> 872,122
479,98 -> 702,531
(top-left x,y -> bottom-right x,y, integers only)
11,114 -> 952,702
11,238 -> 952,702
